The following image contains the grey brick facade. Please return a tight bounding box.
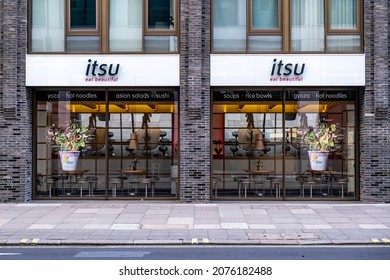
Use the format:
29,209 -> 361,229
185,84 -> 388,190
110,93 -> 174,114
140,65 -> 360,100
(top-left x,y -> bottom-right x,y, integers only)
0,0 -> 389,203
179,0 -> 211,202
361,0 -> 390,202
0,0 -> 32,202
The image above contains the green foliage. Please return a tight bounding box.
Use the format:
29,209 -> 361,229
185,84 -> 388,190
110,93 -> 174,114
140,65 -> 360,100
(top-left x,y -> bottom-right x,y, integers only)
48,121 -> 90,152
302,122 -> 338,152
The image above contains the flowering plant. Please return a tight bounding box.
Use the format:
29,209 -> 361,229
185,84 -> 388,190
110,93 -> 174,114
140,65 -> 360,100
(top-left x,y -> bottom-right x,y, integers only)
299,122 -> 338,152
48,121 -> 90,152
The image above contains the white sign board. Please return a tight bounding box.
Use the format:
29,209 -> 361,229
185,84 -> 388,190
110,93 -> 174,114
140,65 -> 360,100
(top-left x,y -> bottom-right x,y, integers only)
211,54 -> 365,86
26,54 -> 180,87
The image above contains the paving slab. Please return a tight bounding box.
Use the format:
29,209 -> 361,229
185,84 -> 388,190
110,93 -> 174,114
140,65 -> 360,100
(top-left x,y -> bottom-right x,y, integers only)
0,202 -> 389,245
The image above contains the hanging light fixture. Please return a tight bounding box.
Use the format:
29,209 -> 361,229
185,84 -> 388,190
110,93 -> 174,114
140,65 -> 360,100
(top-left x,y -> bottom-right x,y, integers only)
255,132 -> 264,150
128,133 -> 138,151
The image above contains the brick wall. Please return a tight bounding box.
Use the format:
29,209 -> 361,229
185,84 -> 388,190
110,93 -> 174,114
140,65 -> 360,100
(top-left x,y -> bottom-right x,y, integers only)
179,0 -> 211,202
0,0 -> 32,202
361,0 -> 390,202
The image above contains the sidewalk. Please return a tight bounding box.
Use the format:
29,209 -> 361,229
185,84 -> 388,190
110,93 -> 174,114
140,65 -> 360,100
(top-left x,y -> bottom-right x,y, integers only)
0,201 -> 390,246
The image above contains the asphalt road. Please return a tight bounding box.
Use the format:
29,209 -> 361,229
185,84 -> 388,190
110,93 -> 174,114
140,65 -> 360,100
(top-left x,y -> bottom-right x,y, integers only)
0,245 -> 389,260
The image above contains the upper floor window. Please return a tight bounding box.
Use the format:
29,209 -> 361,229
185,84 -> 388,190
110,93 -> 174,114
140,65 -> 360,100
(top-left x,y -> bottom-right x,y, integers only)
30,0 -> 179,53
70,0 -> 97,30
212,0 -> 362,53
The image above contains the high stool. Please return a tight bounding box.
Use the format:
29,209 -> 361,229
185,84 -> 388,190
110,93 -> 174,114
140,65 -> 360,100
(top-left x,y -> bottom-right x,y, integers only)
140,177 -> 154,197
304,179 -> 317,198
127,175 -> 141,195
213,176 -> 221,197
45,177 -> 57,197
109,177 -> 123,197
337,178 -> 349,198
233,176 -> 247,197
240,180 -> 251,198
78,176 -> 98,197
270,178 -> 282,198
252,176 -> 266,196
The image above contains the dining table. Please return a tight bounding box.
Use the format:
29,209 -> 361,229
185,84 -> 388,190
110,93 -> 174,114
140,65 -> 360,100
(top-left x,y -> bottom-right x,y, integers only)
53,169 -> 89,195
119,169 -> 146,195
245,169 -> 275,196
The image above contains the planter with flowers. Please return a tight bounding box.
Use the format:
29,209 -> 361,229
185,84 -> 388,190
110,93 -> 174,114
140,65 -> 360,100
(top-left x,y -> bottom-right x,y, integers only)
298,122 -> 338,171
48,121 -> 90,171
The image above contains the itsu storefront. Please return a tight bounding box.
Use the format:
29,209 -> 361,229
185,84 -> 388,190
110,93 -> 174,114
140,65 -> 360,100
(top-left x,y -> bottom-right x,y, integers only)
210,54 -> 365,200
27,55 -> 180,199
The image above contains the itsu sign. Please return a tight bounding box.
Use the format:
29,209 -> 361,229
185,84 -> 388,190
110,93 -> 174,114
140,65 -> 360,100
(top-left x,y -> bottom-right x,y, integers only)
269,58 -> 306,82
85,59 -> 120,82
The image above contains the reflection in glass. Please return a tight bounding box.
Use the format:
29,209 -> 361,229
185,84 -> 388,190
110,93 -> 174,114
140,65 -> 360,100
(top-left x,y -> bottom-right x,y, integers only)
291,0 -> 324,51
32,0 -> 65,52
251,0 -> 279,30
144,36 -> 178,52
330,0 -> 357,29
213,0 -> 247,52
148,0 -> 175,30
109,0 -> 142,51
70,0 -> 96,30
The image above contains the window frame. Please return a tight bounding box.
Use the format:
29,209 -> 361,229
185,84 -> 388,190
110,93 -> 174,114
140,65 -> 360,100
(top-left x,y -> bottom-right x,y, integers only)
66,0 -> 101,35
144,0 -> 179,36
248,0 -> 282,34
326,0 -> 361,34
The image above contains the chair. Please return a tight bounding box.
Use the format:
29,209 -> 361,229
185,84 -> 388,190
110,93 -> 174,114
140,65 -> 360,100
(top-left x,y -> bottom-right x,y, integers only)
78,176 -> 98,197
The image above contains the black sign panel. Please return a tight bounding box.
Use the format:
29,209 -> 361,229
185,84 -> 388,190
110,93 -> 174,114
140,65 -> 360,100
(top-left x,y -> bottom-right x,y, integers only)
213,91 -> 283,102
286,91 -> 355,101
109,91 -> 175,101
36,91 -> 105,101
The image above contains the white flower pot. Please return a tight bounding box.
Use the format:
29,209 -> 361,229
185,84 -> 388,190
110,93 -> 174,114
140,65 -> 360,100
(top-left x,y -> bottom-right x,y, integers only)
308,151 -> 329,171
59,151 -> 80,171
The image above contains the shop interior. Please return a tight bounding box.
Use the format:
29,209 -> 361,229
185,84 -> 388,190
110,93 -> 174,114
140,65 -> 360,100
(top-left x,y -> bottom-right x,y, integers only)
35,90 -> 179,199
212,90 -> 357,200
